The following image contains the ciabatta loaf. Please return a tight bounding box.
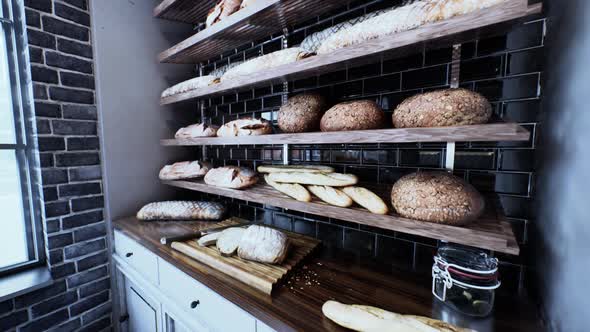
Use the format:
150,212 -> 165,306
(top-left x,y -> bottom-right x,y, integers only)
217,117 -> 272,137
257,164 -> 334,174
161,76 -> 217,98
204,166 -> 258,189
221,48 -> 303,82
238,225 -> 289,264
175,123 -> 218,138
159,161 -> 211,180
342,186 -> 389,214
265,175 -> 311,202
307,185 -> 353,207
317,0 -> 505,54
268,172 -> 358,187
137,201 -> 226,221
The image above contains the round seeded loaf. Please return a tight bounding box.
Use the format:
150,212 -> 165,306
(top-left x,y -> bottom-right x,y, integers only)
320,100 -> 387,132
278,94 -> 327,133
392,89 -> 492,128
390,172 -> 485,225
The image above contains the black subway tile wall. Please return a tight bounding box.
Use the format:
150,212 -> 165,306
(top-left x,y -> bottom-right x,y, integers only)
186,0 -> 546,298
0,1 -> 111,331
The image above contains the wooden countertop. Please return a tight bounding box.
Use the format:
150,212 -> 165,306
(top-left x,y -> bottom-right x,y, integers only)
113,217 -> 542,332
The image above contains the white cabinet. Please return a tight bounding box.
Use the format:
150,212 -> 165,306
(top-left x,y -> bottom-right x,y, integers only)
126,279 -> 159,332
113,230 -> 275,332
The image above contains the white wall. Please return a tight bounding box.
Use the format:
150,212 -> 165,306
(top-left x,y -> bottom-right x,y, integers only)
537,0 -> 590,330
91,0 -> 195,221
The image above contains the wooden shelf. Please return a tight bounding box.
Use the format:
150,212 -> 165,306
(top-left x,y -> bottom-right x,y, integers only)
154,0 -> 216,24
160,0 -> 542,104
163,179 -> 520,255
161,123 -> 530,146
158,0 -> 346,64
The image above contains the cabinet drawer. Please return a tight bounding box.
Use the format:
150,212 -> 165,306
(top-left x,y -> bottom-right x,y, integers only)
159,259 -> 256,332
114,230 -> 159,285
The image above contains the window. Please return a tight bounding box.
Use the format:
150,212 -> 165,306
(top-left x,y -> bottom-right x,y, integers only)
0,0 -> 44,274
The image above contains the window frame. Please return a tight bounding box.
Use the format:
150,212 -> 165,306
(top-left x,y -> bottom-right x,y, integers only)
0,0 -> 46,276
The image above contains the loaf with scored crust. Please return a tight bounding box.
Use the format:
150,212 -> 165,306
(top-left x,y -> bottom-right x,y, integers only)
238,225 -> 289,264
137,201 -> 226,221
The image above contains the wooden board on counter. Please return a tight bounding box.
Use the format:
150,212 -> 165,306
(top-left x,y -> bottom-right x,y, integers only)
161,123 -> 530,146
171,217 -> 320,295
158,0 -> 346,63
160,0 -> 542,103
163,180 -> 520,255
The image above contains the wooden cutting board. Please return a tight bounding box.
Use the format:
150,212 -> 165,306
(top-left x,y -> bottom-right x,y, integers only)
171,217 -> 320,295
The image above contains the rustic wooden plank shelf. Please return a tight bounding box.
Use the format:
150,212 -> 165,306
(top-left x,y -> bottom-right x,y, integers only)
159,0 -> 542,104
154,0 -> 216,24
162,179 -> 520,255
157,0 -> 347,64
161,123 -> 530,146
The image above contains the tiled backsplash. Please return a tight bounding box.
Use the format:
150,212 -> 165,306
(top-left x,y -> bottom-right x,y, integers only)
182,0 -> 544,297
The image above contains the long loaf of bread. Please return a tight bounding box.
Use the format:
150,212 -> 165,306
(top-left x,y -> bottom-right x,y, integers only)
268,172 -> 358,187
137,201 -> 226,221
307,185 -> 353,207
342,187 -> 389,215
265,175 -> 312,202
258,165 -> 334,174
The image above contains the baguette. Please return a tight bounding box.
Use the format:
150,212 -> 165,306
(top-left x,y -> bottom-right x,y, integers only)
307,185 -> 353,207
221,48 -> 303,82
265,175 -> 312,202
136,201 -> 226,221
268,172 -> 358,187
322,301 -> 475,332
342,187 -> 389,215
257,165 -> 334,174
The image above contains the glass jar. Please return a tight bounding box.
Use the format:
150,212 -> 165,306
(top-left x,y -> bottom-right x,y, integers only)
432,245 -> 501,317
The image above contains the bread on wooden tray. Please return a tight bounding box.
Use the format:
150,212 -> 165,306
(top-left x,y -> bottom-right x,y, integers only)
137,201 -> 226,221
322,300 -> 475,332
265,175 -> 312,202
257,164 -> 334,174
342,186 -> 389,215
204,166 -> 258,189
317,0 -> 506,54
307,185 -> 353,207
268,172 -> 358,187
391,172 -> 485,225
238,225 -> 289,264
278,93 -> 327,133
217,117 -> 272,137
221,47 -> 304,82
197,232 -> 221,247
393,88 -> 492,128
206,0 -> 242,27
320,100 -> 387,132
159,161 -> 211,180
175,123 -> 218,138
216,227 -> 246,256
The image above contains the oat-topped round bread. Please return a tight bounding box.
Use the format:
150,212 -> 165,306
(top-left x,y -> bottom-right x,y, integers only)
320,100 -> 387,132
278,94 -> 327,133
390,172 -> 485,225
392,89 -> 492,128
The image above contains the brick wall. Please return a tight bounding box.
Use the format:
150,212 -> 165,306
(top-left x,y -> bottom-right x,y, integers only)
0,0 -> 110,331
186,0 -> 545,298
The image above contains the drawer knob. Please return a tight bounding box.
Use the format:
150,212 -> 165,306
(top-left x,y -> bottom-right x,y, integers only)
125,252 -> 133,258
190,300 -> 200,309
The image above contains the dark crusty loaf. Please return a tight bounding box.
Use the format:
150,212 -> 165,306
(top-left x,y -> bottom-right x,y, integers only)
137,201 -> 226,221
392,89 -> 492,128
390,172 -> 485,225
278,94 -> 327,133
320,100 -> 387,132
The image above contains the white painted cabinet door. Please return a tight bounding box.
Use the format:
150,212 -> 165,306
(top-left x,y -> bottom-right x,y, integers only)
126,281 -> 159,332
